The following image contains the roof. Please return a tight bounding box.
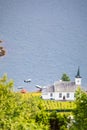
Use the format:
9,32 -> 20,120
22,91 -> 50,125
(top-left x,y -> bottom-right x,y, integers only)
21,89 -> 27,93
42,85 -> 55,93
54,81 -> 77,92
75,67 -> 81,78
42,81 -> 77,93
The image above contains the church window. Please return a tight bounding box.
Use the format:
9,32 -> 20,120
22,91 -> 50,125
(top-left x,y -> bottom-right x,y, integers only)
59,93 -> 62,98
50,93 -> 53,97
67,93 -> 70,98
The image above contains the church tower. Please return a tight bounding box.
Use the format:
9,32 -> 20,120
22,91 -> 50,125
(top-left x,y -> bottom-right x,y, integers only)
75,67 -> 82,86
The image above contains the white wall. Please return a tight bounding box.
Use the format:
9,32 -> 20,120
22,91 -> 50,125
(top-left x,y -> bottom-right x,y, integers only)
75,78 -> 81,86
42,92 -> 55,100
42,92 -> 75,100
54,92 -> 74,100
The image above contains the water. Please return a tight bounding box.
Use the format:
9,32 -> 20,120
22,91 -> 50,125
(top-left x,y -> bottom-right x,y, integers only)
0,0 -> 87,91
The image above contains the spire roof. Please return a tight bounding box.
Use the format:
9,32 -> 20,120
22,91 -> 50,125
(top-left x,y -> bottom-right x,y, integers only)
75,67 -> 81,78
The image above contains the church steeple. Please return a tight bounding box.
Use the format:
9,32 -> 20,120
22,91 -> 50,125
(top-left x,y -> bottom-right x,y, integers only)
75,67 -> 82,86
75,67 -> 81,78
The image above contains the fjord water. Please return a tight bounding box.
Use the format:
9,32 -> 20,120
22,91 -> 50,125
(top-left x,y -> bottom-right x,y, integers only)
0,0 -> 87,91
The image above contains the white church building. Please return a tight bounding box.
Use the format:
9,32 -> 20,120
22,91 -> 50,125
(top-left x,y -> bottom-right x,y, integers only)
41,68 -> 82,101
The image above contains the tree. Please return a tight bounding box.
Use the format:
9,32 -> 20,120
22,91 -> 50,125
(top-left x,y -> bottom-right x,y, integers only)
61,73 -> 70,81
0,74 -> 49,130
49,111 -> 68,130
71,87 -> 87,130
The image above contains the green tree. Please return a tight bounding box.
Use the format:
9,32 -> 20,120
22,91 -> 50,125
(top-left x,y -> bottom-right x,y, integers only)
72,87 -> 87,130
0,74 -> 71,130
0,74 -> 49,130
61,73 -> 70,81
49,112 -> 68,130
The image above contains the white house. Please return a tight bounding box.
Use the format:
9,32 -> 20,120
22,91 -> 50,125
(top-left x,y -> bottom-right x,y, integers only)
42,68 -> 82,101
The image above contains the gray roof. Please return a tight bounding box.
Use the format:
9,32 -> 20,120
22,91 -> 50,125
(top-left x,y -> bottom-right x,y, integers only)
54,81 -> 77,92
42,81 -> 77,93
42,85 -> 54,93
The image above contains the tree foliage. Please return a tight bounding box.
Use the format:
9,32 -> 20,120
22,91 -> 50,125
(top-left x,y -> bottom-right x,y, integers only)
49,111 -> 68,130
0,74 -> 48,130
0,74 -> 70,130
61,73 -> 70,81
71,87 -> 87,130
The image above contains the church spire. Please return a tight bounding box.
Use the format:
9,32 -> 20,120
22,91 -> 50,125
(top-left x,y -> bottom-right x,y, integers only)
75,67 -> 81,78
75,67 -> 82,86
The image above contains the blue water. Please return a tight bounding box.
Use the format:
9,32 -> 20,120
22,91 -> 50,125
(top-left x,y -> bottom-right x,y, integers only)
0,0 -> 87,91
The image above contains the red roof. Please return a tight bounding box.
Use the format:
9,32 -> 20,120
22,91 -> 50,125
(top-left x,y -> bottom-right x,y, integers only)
21,89 -> 27,93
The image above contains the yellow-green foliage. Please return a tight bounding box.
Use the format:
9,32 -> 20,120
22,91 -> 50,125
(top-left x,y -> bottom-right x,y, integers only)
0,74 -> 75,130
0,75 -> 49,130
20,92 -> 75,111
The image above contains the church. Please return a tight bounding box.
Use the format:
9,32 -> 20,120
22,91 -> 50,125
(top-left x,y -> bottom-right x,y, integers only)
41,68 -> 82,101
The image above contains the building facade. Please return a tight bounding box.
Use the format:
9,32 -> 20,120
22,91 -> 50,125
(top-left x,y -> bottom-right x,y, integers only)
42,68 -> 81,101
